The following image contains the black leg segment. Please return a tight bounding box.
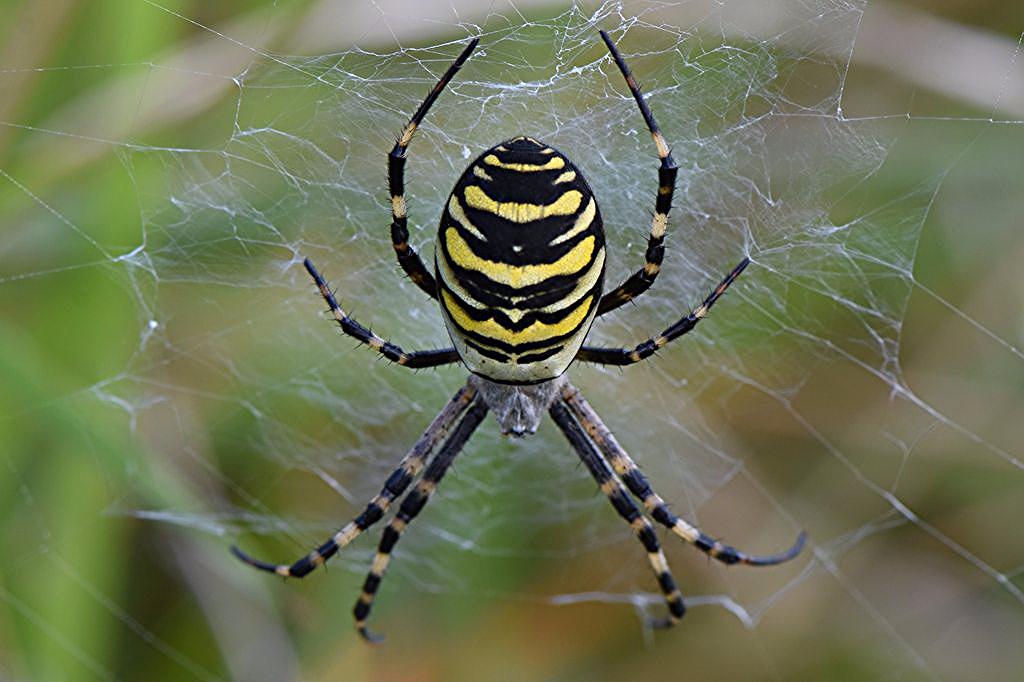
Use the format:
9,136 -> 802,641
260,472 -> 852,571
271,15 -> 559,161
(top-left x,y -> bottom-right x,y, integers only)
231,381 -> 479,578
353,394 -> 489,642
549,398 -> 685,628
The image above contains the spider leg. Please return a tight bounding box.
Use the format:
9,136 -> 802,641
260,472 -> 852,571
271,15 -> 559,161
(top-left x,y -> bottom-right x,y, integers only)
389,38 -> 479,299
576,257 -> 749,366
560,382 -> 807,566
596,29 -> 678,317
304,257 -> 460,369
231,381 -> 478,578
549,398 -> 685,629
353,395 -> 489,642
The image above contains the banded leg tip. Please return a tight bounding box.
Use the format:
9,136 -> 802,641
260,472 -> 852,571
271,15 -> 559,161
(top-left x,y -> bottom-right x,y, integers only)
302,257 -> 323,282
743,530 -> 808,567
357,624 -> 386,644
230,545 -> 287,576
647,615 -> 679,630
789,530 -> 808,558
774,529 -> 808,563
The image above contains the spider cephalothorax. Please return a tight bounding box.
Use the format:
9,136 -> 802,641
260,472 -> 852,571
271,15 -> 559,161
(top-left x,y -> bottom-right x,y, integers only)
233,31 -> 806,642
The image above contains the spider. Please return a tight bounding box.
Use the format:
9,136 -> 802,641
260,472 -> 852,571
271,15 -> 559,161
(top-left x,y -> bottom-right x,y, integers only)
233,31 -> 806,642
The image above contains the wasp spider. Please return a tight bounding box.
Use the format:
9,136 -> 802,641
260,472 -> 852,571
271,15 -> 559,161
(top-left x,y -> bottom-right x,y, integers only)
233,31 -> 806,641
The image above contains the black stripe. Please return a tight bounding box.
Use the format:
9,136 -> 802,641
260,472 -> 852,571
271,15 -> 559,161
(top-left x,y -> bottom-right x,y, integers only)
446,197 -> 601,265
469,163 -> 575,200
517,345 -> 566,364
461,336 -> 567,367
439,282 -> 596,332
462,338 -> 511,363
438,246 -> 603,306
438,251 -> 604,311
446,313 -> 591,355
474,160 -> 568,183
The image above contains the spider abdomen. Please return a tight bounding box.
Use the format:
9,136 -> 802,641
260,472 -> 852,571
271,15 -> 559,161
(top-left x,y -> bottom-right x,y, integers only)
436,137 -> 606,384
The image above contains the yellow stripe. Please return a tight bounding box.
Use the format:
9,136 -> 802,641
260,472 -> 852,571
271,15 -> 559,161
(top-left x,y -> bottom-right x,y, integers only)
553,170 -> 576,184
538,247 -> 604,314
437,242 -> 486,307
463,185 -> 581,223
445,227 -> 595,289
442,289 -> 593,346
448,195 -> 486,241
549,197 -> 596,246
438,242 -> 604,312
483,154 -> 565,172
439,248 -> 604,322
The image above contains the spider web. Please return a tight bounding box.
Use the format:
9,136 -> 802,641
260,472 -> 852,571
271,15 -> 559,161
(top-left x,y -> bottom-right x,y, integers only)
3,0 -> 1024,679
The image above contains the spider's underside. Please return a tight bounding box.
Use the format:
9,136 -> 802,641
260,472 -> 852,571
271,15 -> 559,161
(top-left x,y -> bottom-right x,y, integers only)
232,31 -> 806,642
471,374 -> 565,436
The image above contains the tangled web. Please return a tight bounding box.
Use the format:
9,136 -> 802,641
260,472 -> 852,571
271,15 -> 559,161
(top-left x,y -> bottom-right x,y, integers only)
6,0 -> 1024,678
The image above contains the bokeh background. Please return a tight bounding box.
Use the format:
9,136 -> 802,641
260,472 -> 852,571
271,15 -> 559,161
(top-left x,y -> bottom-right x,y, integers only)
2,1 -> 1023,680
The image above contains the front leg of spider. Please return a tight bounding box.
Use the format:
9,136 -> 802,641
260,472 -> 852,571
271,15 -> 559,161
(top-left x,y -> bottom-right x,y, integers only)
596,29 -> 678,317
388,39 -> 479,300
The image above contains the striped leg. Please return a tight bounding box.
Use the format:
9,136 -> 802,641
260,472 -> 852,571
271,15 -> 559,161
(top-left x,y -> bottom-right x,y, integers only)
577,257 -> 749,366
549,399 -> 685,628
231,381 -> 478,578
304,258 -> 460,368
560,382 -> 806,565
354,396 -> 489,642
596,29 -> 678,317
389,38 -> 480,299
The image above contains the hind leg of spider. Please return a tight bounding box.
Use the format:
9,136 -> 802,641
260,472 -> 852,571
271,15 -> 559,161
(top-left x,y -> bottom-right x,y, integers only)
304,258 -> 460,369
596,30 -> 678,316
231,381 -> 479,578
559,382 -> 806,566
549,399 -> 685,628
353,396 -> 489,642
388,38 -> 479,299
577,257 -> 750,366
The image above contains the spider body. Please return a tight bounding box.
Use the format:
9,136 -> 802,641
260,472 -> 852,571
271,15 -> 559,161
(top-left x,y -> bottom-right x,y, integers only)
437,137 -> 605,384
233,32 -> 805,642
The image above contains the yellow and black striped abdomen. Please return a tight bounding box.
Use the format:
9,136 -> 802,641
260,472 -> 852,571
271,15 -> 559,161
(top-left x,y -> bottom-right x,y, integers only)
436,137 -> 605,384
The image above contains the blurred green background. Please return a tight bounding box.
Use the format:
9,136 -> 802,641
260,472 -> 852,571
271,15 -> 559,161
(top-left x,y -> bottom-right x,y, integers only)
2,1 -> 1023,680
